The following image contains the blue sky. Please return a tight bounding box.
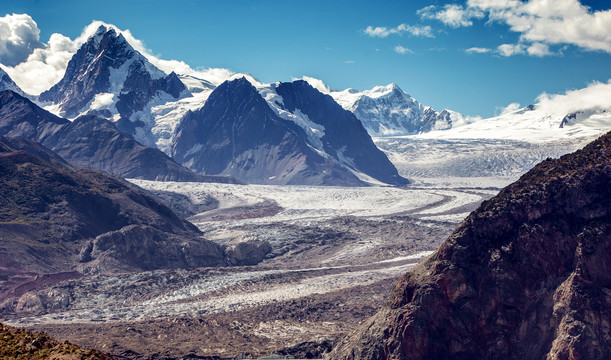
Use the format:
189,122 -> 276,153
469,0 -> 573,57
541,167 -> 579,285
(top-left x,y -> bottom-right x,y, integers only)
1,0 -> 610,117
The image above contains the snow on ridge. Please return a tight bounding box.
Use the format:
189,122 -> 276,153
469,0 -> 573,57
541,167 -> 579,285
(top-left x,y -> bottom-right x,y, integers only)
256,81 -> 327,153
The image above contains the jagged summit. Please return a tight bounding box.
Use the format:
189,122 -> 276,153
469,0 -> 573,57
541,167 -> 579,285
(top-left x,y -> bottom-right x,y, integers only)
312,79 -> 465,136
38,24 -> 188,144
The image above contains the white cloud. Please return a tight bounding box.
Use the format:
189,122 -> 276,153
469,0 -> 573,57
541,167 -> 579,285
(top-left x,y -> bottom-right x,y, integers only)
497,43 -> 524,56
297,76 -> 331,94
418,4 -> 484,28
364,24 -> 434,38
1,17 -> 235,95
364,26 -> 391,38
499,102 -> 521,115
466,46 -> 492,54
0,13 -> 43,66
535,79 -> 611,117
394,45 -> 413,54
526,42 -> 551,56
344,60 -> 355,64
467,0 -> 611,55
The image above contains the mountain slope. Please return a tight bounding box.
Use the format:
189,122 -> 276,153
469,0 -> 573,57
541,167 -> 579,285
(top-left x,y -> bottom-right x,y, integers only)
0,90 -> 68,141
330,82 -> 464,136
0,90 -> 229,182
330,132 -> 611,360
0,138 -> 230,279
38,25 -> 188,146
41,114 -> 236,182
172,77 -> 367,186
274,80 -> 408,185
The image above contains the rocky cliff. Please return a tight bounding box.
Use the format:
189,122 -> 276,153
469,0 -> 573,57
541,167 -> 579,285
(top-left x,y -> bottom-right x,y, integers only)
330,132 -> 611,360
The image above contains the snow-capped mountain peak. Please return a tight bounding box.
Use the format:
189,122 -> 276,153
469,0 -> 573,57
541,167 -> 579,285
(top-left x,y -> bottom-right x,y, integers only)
366,83 -> 404,98
37,25 -> 189,146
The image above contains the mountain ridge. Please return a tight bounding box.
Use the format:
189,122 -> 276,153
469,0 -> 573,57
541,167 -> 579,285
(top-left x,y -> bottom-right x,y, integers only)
0,90 -> 234,183
172,77 -> 369,186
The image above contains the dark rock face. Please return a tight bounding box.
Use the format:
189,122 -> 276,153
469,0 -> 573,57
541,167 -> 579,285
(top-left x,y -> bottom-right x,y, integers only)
0,90 -> 67,141
41,114 -> 235,182
0,90 -> 230,182
330,132 -> 611,360
172,77 -> 365,186
38,25 -> 187,123
0,139 -> 230,281
275,81 -> 408,186
224,240 -> 273,266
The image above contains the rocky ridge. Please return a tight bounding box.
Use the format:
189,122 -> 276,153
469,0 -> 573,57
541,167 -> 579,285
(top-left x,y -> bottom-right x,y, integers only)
0,90 -> 233,182
329,131 -> 611,360
37,25 -> 188,145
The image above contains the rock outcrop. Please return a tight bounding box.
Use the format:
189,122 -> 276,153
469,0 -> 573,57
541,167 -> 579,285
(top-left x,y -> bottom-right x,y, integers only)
330,132 -> 611,360
0,322 -> 113,359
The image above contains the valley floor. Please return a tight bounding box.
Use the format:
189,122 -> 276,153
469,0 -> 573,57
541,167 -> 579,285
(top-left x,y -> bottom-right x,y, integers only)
2,135 -> 596,359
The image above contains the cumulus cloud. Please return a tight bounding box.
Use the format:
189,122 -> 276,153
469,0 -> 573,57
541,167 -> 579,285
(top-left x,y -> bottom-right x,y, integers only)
469,0 -> 611,55
394,45 -> 413,54
414,1 -> 611,57
1,17 -> 235,95
526,42 -> 551,56
418,4 -> 484,28
497,43 -> 525,56
364,24 -> 434,38
0,13 -> 44,66
535,79 -> 611,117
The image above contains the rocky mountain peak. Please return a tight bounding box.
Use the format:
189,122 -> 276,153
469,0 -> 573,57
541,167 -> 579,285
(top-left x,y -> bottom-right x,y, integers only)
171,77 -> 369,186
38,24 -> 187,135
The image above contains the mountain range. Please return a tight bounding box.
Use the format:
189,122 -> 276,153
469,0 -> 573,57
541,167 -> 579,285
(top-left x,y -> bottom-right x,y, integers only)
1,25 -> 409,186
330,82 -> 466,136
0,23 -> 608,187
0,90 -> 233,182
